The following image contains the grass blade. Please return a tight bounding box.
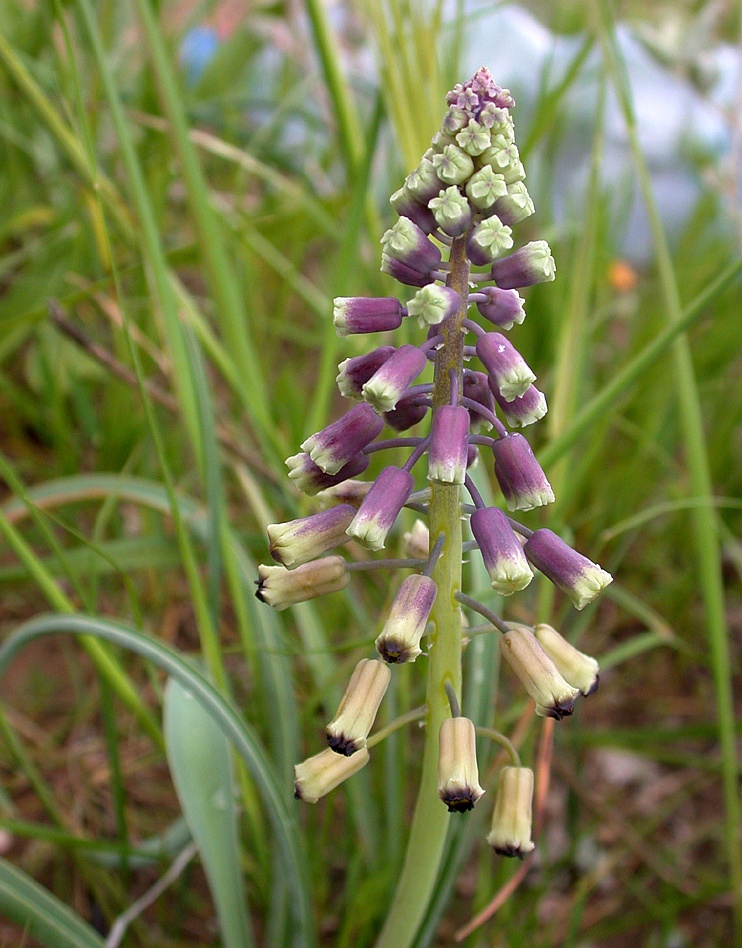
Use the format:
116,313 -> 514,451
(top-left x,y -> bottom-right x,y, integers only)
164,677 -> 255,948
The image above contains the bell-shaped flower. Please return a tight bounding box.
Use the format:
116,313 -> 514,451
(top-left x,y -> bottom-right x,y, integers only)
438,716 -> 485,812
375,574 -> 437,664
268,504 -> 356,569
346,466 -> 414,551
285,451 -> 370,496
487,766 -> 535,858
326,659 -> 391,755
477,332 -> 536,402
470,506 -> 533,595
491,434 -> 554,511
301,403 -> 384,475
333,297 -> 404,336
524,530 -> 613,610
294,747 -> 369,804
534,624 -> 599,696
362,344 -> 428,413
499,626 -> 579,719
491,240 -> 556,290
256,556 -> 349,611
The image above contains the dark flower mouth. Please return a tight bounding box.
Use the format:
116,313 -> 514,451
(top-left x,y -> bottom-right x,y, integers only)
441,790 -> 477,813
326,733 -> 364,757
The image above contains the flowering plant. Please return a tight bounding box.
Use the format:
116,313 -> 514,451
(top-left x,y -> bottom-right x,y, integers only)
257,68 -> 611,945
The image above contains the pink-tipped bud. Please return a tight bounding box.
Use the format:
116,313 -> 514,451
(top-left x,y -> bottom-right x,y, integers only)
491,434 -> 554,511
470,507 -> 533,595
301,403 -> 384,475
477,333 -> 536,402
375,574 -> 437,663
267,505 -> 356,569
524,530 -> 613,610
346,466 -> 415,551
428,405 -> 470,485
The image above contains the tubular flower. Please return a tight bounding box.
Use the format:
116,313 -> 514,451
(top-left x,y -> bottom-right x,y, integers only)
255,69 -> 614,883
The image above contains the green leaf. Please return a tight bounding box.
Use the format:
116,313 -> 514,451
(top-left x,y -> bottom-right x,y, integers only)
164,676 -> 255,948
0,856 -> 105,948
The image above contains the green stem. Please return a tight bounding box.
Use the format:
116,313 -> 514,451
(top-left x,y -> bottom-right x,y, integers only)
376,236 -> 470,948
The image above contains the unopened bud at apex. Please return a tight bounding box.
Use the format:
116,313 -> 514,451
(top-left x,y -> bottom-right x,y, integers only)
470,506 -> 533,595
406,284 -> 461,328
381,217 -> 442,273
256,556 -> 349,611
301,403 -> 384,475
333,297 -> 404,336
362,344 -> 427,413
347,466 -> 414,551
491,240 -> 555,290
390,186 -> 438,235
294,747 -> 369,804
467,217 -> 513,267
487,766 -> 535,858
492,433 -> 554,511
456,119 -> 491,156
477,332 -> 536,402
465,165 -> 507,210
525,529 -> 613,610
268,504 -> 356,569
475,287 -> 526,330
438,716 -> 485,812
326,659 -> 391,755
286,451 -> 369,495
428,405 -> 470,485
432,144 -> 475,185
337,346 -> 396,399
428,187 -> 472,237
375,573 -> 437,663
535,624 -> 599,696
493,383 -> 547,428
402,518 -> 430,558
490,181 -> 534,226
500,626 -> 579,719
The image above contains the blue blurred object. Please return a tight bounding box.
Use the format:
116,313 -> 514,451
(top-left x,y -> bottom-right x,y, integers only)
180,26 -> 220,84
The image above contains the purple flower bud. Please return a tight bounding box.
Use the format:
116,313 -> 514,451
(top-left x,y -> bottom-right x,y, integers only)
267,504 -> 356,569
301,403 -> 384,475
476,332 -> 536,401
406,285 -> 460,327
466,218 -> 513,267
431,144 -> 475,185
381,218 -> 442,273
465,166 -> 507,210
390,186 -> 438,234
428,187 -> 472,238
405,158 -> 445,203
285,451 -> 370,495
346,466 -> 414,551
375,574 -> 437,663
428,406 -> 470,485
479,103 -> 514,138
490,182 -> 534,226
316,479 -> 373,509
491,240 -> 556,290
524,529 -> 613,610
381,254 -> 435,288
493,384 -> 547,428
336,346 -> 396,399
475,287 -> 526,329
492,434 -> 555,511
256,556 -> 349,610
463,371 -> 496,430
362,344 -> 428,413
470,507 -> 533,594
333,297 -> 404,336
383,394 -> 429,432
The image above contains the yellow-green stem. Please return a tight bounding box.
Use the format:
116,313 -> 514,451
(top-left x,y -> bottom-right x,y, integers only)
376,236 -> 470,947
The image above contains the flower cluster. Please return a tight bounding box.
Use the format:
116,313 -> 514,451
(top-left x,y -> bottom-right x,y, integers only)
257,68 -> 611,858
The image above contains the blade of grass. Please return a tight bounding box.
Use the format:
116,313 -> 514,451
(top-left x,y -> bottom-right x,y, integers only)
164,677 -> 255,948
0,613 -> 315,948
597,1 -> 742,928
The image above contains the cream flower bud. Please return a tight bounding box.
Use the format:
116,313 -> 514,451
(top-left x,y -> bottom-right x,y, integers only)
487,766 -> 535,858
437,716 -> 485,812
294,747 -> 369,804
402,519 -> 430,558
534,624 -> 599,696
256,556 -> 348,611
499,626 -> 579,720
326,659 -> 391,756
